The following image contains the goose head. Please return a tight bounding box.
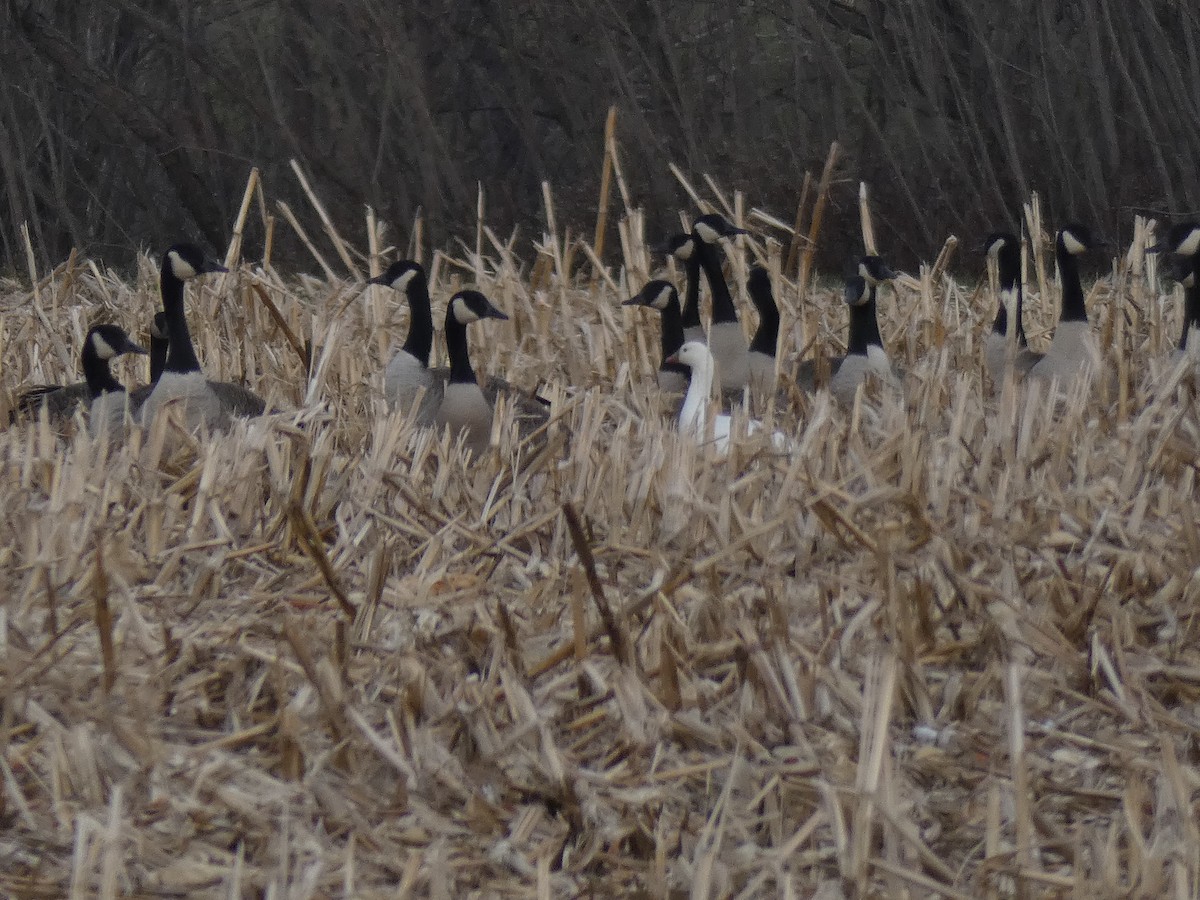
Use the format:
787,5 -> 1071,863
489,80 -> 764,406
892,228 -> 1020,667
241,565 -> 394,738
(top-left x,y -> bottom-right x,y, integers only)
692,213 -> 749,245
624,280 -> 678,311
88,324 -> 147,361
368,259 -> 425,292
844,275 -> 870,307
665,233 -> 696,261
1149,221 -> 1200,258
857,255 -> 897,286
980,231 -> 1019,258
449,290 -> 509,325
664,340 -> 715,374
1057,223 -> 1102,257
163,243 -> 227,281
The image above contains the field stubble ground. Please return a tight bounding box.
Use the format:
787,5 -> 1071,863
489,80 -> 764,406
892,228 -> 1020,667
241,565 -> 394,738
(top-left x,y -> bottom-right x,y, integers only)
2,190 -> 1200,897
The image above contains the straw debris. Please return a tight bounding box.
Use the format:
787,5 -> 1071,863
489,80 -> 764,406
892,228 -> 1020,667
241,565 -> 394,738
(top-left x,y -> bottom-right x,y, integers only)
2,182 -> 1200,896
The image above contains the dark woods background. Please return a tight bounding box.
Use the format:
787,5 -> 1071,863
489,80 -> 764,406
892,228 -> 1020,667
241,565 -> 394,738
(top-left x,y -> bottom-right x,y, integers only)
2,0 -> 1198,274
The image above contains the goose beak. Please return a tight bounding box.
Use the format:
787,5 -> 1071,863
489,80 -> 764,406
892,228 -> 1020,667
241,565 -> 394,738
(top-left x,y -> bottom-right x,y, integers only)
623,293 -> 647,307
366,273 -> 390,286
1147,240 -> 1170,254
200,260 -> 229,275
485,303 -> 510,321
664,352 -> 679,366
124,340 -> 149,356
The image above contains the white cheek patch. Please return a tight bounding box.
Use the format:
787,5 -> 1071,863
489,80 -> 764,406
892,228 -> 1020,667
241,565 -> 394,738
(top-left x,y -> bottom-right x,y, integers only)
1184,272 -> 1196,289
858,262 -> 870,280
168,250 -> 197,280
694,222 -> 719,244
674,241 -> 694,260
452,297 -> 476,324
1061,231 -> 1087,255
92,333 -> 117,360
394,268 -> 419,291
654,286 -> 673,309
1177,228 -> 1200,257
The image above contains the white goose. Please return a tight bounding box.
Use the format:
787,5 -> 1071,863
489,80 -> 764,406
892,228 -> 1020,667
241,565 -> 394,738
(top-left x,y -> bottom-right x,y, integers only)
665,341 -> 791,456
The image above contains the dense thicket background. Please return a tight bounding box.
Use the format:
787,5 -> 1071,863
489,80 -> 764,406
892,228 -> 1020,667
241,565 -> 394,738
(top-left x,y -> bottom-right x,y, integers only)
2,0 -> 1198,273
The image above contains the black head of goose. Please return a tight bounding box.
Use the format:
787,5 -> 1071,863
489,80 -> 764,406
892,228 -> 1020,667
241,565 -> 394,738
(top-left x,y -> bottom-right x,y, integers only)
1149,221 -> 1200,353
367,260 -> 441,422
829,256 -> 899,405
981,231 -> 1041,378
691,213 -> 751,392
625,279 -> 690,393
1028,223 -> 1104,384
665,233 -> 704,343
13,318 -> 152,426
746,266 -> 780,392
436,289 -> 511,457
140,244 -> 266,430
83,324 -> 148,437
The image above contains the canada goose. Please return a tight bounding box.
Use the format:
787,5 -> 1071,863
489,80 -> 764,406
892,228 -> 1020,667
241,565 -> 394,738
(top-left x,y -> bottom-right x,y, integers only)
624,280 -> 690,393
367,260 -> 441,423
829,257 -> 900,405
367,261 -> 548,430
1149,222 -> 1200,354
746,266 -> 780,393
665,341 -> 789,456
436,289 -> 513,457
139,244 -> 267,431
1027,224 -> 1103,386
691,213 -> 751,392
982,231 -> 1042,378
83,324 -> 149,437
665,233 -> 705,343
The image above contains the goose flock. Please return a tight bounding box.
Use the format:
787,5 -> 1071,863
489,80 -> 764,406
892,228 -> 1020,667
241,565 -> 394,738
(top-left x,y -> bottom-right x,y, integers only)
10,213 -> 1200,459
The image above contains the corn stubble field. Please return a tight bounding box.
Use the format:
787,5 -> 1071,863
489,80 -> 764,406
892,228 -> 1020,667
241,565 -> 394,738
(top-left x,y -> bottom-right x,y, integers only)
2,184 -> 1200,898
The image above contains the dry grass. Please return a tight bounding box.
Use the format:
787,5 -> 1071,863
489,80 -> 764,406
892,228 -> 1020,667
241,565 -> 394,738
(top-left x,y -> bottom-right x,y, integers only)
2,180 -> 1200,898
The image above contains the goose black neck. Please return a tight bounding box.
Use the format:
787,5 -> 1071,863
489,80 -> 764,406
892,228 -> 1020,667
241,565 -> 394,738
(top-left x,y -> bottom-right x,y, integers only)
82,344 -> 124,399
696,240 -> 739,325
749,293 -> 779,357
1057,244 -> 1088,323
444,313 -> 477,385
657,293 -> 689,379
992,244 -> 1027,345
160,269 -> 203,373
1182,265 -> 1200,350
149,332 -> 168,383
402,277 -> 434,366
680,253 -> 702,331
847,287 -> 883,355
